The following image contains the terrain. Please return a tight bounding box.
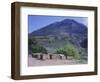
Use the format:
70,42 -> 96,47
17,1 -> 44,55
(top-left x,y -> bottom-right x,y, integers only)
28,19 -> 88,66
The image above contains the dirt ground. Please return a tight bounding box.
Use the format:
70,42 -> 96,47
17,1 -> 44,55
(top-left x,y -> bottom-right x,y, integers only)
28,55 -> 86,66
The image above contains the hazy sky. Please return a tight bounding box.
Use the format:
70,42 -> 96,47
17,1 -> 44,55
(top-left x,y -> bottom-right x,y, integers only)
28,15 -> 88,33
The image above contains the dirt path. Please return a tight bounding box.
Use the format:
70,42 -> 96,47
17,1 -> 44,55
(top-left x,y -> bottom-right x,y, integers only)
28,55 -> 86,66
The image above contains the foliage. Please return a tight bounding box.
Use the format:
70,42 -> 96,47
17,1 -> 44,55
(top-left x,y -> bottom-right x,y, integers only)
56,44 -> 80,59
56,49 -> 68,56
28,37 -> 37,46
28,37 -> 47,54
31,45 -> 47,54
78,47 -> 87,60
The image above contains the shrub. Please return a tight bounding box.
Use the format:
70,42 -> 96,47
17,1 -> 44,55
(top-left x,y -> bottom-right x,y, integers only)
56,48 -> 68,57
31,45 -> 47,54
56,44 -> 80,59
28,37 -> 47,54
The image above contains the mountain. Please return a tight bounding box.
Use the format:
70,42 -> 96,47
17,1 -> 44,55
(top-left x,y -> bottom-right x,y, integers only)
29,19 -> 87,53
30,19 -> 87,37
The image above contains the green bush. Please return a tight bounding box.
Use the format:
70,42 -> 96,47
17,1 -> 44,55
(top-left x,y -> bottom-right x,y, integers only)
28,37 -> 47,54
31,45 -> 47,54
56,49 -> 68,56
56,44 -> 80,59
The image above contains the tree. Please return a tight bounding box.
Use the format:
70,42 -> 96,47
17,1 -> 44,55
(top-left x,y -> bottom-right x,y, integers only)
28,37 -> 47,54
56,49 -> 68,56
31,45 -> 47,54
56,44 -> 80,59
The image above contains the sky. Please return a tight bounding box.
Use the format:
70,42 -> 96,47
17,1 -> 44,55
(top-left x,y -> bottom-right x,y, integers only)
28,15 -> 88,33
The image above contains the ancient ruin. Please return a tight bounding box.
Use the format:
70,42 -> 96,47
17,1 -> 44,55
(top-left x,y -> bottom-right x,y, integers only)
32,53 -> 66,60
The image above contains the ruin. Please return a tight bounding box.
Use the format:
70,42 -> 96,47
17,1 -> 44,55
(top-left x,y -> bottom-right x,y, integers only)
32,53 -> 66,60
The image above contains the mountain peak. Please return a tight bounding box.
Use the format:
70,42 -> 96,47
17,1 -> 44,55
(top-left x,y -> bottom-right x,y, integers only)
62,19 -> 76,22
60,19 -> 79,25
30,19 -> 87,36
